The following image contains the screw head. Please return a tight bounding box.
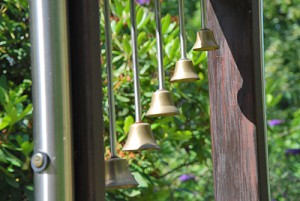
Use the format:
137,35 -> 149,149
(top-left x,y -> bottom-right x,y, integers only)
32,153 -> 44,168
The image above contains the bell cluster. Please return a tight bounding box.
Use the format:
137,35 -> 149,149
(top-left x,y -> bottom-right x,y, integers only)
104,0 -> 219,190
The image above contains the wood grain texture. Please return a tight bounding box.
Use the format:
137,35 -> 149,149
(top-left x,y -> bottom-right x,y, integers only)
206,0 -> 269,200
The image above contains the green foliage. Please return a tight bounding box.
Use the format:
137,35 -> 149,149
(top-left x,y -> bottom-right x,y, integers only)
0,0 -> 31,83
264,0 -> 300,200
0,76 -> 33,200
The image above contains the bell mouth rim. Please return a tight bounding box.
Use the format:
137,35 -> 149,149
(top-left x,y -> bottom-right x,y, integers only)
193,46 -> 220,51
197,28 -> 213,32
123,143 -> 159,151
146,110 -> 179,117
105,180 -> 138,190
170,77 -> 199,82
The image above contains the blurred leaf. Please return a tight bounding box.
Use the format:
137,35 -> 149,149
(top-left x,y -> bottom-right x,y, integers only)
123,115 -> 134,134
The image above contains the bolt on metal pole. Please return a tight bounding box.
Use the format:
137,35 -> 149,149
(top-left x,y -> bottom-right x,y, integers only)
154,0 -> 165,90
130,0 -> 142,122
104,0 -> 118,157
28,0 -> 74,200
200,0 -> 207,29
178,0 -> 187,59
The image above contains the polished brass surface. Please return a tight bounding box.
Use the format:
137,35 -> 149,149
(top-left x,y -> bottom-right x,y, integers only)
171,59 -> 199,82
123,122 -> 159,151
105,157 -> 138,190
146,90 -> 179,117
193,29 -> 219,51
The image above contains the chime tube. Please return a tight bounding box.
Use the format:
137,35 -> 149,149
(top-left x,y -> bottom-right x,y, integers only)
178,0 -> 187,59
154,0 -> 165,90
130,0 -> 142,122
104,0 -> 117,157
200,0 -> 207,29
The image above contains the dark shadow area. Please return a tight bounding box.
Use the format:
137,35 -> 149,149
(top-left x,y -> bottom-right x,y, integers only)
210,0 -> 256,124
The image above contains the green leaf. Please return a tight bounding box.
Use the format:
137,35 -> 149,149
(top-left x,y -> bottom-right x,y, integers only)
171,130 -> 193,141
123,115 -> 134,134
2,149 -> 22,167
161,14 -> 171,34
137,32 -> 146,46
0,149 -> 7,163
122,35 -> 131,54
0,116 -> 11,130
21,141 -> 33,156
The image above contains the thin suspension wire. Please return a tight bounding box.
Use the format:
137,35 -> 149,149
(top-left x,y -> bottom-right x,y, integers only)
130,0 -> 142,122
104,0 -> 117,157
200,0 -> 207,29
178,0 -> 187,59
154,0 -> 165,90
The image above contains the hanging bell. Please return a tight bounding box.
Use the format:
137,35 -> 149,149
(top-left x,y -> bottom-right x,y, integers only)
146,89 -> 179,117
105,157 -> 138,190
193,29 -> 219,51
171,59 -> 199,82
123,122 -> 159,151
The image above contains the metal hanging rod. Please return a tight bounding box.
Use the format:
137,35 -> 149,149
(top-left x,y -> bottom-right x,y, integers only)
130,0 -> 142,122
179,0 -> 187,59
104,0 -> 117,157
154,0 -> 165,90
200,0 -> 207,29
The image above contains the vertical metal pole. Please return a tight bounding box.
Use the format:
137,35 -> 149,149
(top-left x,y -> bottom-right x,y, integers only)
68,0 -> 105,199
154,0 -> 165,90
130,0 -> 142,122
178,0 -> 187,59
200,0 -> 207,29
104,0 -> 118,157
29,0 -> 74,200
252,0 -> 271,199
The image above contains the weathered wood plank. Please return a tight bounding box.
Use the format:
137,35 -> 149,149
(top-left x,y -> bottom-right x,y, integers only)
207,0 -> 270,200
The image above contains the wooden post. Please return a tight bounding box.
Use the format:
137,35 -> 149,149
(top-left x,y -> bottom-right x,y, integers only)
207,0 -> 270,200
68,0 -> 105,200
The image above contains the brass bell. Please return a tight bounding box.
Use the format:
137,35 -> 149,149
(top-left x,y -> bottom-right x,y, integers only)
172,0 -> 199,82
170,59 -> 199,82
105,157 -> 138,190
193,29 -> 219,51
146,89 -> 179,117
123,122 -> 159,151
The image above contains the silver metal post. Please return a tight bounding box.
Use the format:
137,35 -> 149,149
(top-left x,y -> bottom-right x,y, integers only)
200,0 -> 207,29
130,0 -> 142,122
178,0 -> 187,59
104,0 -> 118,157
154,0 -> 165,90
29,0 -> 74,200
